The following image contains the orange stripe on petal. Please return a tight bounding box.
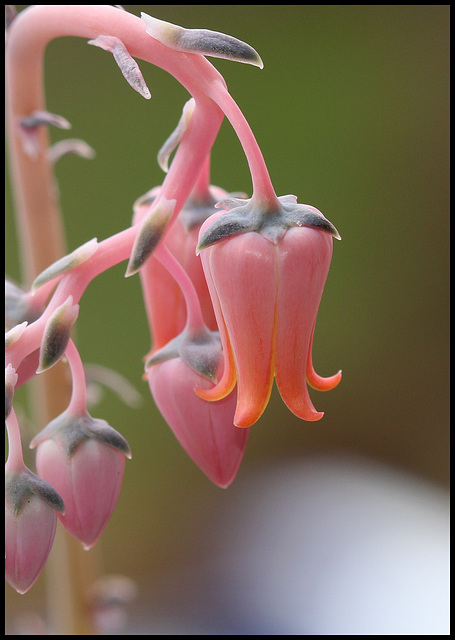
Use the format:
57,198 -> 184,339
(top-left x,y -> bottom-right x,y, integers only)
233,341 -> 275,428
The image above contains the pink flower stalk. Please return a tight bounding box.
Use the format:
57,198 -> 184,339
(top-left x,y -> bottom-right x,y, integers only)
197,196 -> 342,427
5,409 -> 65,594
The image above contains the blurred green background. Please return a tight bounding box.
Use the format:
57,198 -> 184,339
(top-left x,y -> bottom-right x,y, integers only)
5,5 -> 449,630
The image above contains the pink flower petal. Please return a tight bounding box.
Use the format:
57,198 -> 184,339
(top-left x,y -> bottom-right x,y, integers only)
275,228 -> 333,421
35,437 -> 126,549
148,358 -> 248,488
5,497 -> 58,594
202,230 -> 277,427
306,321 -> 342,392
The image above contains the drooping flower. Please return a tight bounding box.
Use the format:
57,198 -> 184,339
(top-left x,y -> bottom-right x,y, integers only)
5,466 -> 65,594
30,411 -> 131,549
197,195 -> 342,428
146,334 -> 248,489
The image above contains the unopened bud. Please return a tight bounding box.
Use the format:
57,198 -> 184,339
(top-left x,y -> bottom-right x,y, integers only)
5,466 -> 64,594
30,411 -> 130,549
148,354 -> 248,488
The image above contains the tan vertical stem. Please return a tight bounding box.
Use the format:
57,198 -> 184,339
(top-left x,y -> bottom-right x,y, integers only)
6,10 -> 97,636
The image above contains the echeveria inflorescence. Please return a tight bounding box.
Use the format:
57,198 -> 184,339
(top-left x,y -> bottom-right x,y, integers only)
30,411 -> 131,549
5,5 -> 341,598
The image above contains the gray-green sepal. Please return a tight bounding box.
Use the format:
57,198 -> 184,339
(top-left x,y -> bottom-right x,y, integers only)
37,296 -> 79,373
197,195 -> 341,251
32,238 -> 98,292
145,328 -> 222,382
5,277 -> 43,331
30,411 -> 131,460
126,198 -> 176,277
141,13 -> 263,68
88,35 -> 151,99
5,467 -> 65,517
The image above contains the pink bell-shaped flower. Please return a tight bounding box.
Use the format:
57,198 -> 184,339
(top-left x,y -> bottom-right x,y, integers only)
5,465 -> 65,594
146,320 -> 248,488
30,411 -> 131,549
197,195 -> 342,427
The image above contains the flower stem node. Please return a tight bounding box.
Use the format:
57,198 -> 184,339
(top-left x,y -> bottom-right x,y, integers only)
141,13 -> 263,68
37,296 -> 79,373
88,35 -> 151,100
5,466 -> 64,594
30,410 -> 131,549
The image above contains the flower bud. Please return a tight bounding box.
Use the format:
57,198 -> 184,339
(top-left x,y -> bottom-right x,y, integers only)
5,467 -> 64,594
147,355 -> 248,488
30,411 -> 131,549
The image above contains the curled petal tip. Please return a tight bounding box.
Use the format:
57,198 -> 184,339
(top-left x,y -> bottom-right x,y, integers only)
307,368 -> 342,392
195,373 -> 236,402
142,13 -> 263,68
233,405 -> 265,429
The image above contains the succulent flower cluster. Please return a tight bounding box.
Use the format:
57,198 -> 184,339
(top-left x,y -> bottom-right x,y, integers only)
5,5 -> 341,594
